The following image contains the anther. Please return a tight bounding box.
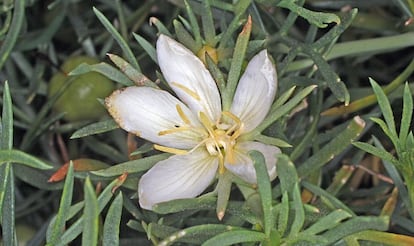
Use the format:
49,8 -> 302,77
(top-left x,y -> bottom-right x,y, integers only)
171,82 -> 201,101
153,144 -> 188,155
176,104 -> 191,125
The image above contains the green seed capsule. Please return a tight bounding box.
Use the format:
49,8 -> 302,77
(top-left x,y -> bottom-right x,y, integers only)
48,56 -> 115,122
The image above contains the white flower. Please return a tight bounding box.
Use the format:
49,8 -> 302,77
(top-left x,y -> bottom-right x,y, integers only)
106,35 -> 280,210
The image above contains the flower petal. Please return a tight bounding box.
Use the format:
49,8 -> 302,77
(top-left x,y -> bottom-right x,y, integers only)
138,150 -> 219,210
230,50 -> 277,133
157,35 -> 221,122
225,141 -> 280,184
106,86 -> 203,149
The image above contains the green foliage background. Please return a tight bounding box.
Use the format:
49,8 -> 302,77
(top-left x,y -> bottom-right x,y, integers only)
0,0 -> 414,245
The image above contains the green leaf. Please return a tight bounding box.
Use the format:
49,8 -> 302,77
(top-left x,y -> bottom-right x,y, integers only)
92,153 -> 169,177
70,120 -> 119,139
373,137 -> 414,220
201,0 -> 216,46
321,216 -> 389,245
0,0 -> 25,69
290,184 -> 305,235
254,135 -> 292,148
149,17 -> 172,36
93,7 -> 141,72
297,116 -> 365,178
15,1 -> 67,51
133,33 -> 157,63
82,177 -> 99,246
57,178 -> 121,245
370,117 -> 399,149
277,0 -> 340,28
14,165 -> 62,190
103,192 -> 123,246
1,81 -> 13,150
277,154 -> 299,195
183,0 -> 202,46
68,62 -> 134,86
346,230 -> 414,246
173,19 -> 200,53
255,85 -> 316,133
205,53 -> 226,94
107,53 -> 157,88
277,191 -> 290,236
222,16 -> 252,111
46,162 -> 75,245
302,181 -> 355,216
307,48 -> 349,104
216,172 -> 232,220
251,150 -> 273,237
155,224 -> 244,245
400,83 -> 413,144
352,141 -> 397,164
217,0 -> 250,51
370,78 -> 398,142
203,230 -> 267,246
303,209 -> 352,235
272,86 -> 297,109
0,149 -> 52,169
1,164 -> 16,246
153,195 -> 216,214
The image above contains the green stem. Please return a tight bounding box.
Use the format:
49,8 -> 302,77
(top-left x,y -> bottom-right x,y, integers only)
322,58 -> 414,116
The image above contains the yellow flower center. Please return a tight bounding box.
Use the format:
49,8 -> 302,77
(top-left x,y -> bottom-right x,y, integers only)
154,106 -> 243,174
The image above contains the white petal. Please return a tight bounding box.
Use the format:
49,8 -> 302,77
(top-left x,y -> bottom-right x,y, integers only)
225,141 -> 280,184
230,50 -> 277,133
157,35 -> 221,122
138,150 -> 219,210
106,86 -> 203,149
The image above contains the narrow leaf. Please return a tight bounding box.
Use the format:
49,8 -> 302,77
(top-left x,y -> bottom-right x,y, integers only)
0,0 -> 25,69
303,209 -> 352,235
103,193 -> 123,246
47,162 -> 74,245
322,216 -> 389,245
107,53 -> 157,88
57,177 -> 121,245
297,116 -> 365,177
352,141 -> 396,164
222,16 -> 252,111
370,78 -> 398,141
133,33 -> 157,63
68,62 -> 134,86
93,7 -> 141,71
290,184 -> 305,235
1,81 -> 13,149
203,230 -> 266,246
277,0 -> 340,28
256,85 -> 316,133
70,120 -> 119,139
82,177 -> 99,246
201,0 -> 216,46
0,149 -> 52,169
251,150 -> 273,236
400,83 -> 413,144
1,164 -> 16,245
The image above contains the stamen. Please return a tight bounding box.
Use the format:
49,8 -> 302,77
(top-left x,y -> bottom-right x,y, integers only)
153,144 -> 188,155
176,104 -> 191,125
222,111 -> 243,140
225,147 -> 236,164
218,154 -> 225,174
171,82 -> 201,101
222,111 -> 241,126
199,112 -> 215,134
158,126 -> 191,136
